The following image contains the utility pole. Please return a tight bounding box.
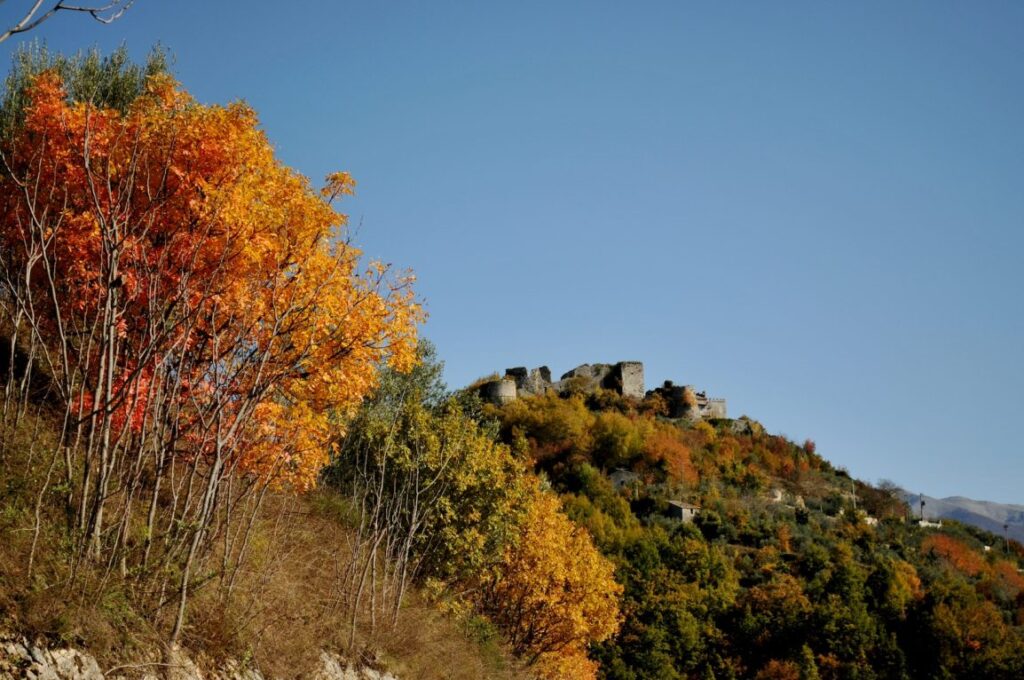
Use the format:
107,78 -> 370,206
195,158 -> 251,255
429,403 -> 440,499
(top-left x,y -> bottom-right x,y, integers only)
920,495 -> 926,521
1005,524 -> 1010,554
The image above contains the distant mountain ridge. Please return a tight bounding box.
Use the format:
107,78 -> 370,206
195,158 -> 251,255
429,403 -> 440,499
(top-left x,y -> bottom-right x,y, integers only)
901,491 -> 1024,544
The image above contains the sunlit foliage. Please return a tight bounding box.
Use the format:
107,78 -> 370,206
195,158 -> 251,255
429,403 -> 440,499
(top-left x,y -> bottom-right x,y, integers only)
0,59 -> 420,639
483,391 -> 1024,679
481,489 -> 622,680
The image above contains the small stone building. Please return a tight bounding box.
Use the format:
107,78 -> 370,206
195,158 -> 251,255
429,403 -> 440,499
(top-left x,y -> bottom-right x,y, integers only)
667,500 -> 701,523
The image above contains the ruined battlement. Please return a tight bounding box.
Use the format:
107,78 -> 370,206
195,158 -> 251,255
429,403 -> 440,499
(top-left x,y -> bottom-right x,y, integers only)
474,361 -> 727,420
559,361 -> 645,399
646,380 -> 728,420
484,361 -> 645,401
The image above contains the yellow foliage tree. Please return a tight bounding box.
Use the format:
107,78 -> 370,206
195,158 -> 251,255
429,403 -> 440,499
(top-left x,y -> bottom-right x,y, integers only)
480,488 -> 622,679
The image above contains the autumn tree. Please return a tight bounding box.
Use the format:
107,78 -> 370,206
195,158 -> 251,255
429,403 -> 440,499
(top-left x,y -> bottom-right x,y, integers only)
644,422 -> 699,486
0,54 -> 420,640
480,489 -> 622,680
489,391 -> 596,466
327,343 -> 528,644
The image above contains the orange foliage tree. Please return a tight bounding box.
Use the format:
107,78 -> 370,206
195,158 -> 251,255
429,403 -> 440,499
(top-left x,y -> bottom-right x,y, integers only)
644,423 -> 699,486
922,534 -> 988,578
0,70 -> 420,637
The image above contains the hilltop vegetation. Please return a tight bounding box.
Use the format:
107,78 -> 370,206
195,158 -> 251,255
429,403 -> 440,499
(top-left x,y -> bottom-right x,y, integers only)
479,387 -> 1024,679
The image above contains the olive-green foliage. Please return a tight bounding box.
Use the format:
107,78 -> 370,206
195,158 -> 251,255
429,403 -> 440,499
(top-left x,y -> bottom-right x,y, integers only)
329,342 -> 527,583
0,43 -> 169,142
561,464 -> 642,552
489,392 -> 595,466
591,411 -> 650,470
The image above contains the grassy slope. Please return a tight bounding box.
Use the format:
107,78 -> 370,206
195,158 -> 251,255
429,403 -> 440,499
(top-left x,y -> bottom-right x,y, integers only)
0,413 -> 526,680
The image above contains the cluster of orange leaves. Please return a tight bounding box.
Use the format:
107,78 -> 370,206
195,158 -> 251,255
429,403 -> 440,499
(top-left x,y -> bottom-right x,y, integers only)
0,72 -> 422,490
922,534 -> 990,578
923,534 -> 1024,603
643,426 -> 699,486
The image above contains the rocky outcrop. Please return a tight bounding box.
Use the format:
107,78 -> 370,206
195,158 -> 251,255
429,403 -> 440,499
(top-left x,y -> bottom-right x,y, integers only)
728,416 -> 762,436
0,635 -> 103,680
0,633 -> 398,680
313,652 -> 396,680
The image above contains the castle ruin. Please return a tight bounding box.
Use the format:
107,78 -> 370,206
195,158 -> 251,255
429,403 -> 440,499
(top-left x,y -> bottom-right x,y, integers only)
476,361 -> 727,420
645,380 -> 728,420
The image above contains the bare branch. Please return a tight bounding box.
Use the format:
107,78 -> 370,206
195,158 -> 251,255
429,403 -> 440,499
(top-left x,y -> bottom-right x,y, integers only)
0,1 -> 137,44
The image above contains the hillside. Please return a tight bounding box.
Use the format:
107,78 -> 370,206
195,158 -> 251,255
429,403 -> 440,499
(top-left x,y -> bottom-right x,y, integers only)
470,361 -> 1024,679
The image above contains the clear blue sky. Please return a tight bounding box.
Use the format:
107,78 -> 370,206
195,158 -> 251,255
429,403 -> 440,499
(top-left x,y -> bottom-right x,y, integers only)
7,1 -> 1023,503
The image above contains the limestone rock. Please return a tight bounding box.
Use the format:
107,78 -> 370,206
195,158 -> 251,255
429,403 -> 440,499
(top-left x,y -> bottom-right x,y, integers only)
164,646 -> 203,680
314,652 -> 398,680
0,632 -> 400,680
0,634 -> 103,680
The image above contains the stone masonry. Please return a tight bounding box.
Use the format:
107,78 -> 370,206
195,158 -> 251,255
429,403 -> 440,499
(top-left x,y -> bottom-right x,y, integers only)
646,380 -> 728,420
482,361 -> 644,402
475,361 -> 726,420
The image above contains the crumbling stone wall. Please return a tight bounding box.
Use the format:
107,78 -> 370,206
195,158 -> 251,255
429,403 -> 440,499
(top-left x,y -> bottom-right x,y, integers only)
476,360 -> 723,417
557,362 -> 645,397
559,363 -> 615,392
646,380 -> 727,421
649,382 -> 693,418
477,361 -> 646,404
704,398 -> 727,419
616,361 -> 645,400
479,378 -> 517,405
505,366 -> 553,397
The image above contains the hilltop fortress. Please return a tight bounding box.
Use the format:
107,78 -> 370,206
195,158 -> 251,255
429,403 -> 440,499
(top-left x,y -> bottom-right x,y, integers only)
477,361 -> 727,420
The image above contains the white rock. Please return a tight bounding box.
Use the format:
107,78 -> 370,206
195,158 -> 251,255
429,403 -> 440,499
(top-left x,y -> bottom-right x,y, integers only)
0,632 -> 398,680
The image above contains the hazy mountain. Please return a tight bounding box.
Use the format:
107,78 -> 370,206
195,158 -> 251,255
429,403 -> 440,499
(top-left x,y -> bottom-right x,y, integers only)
902,491 -> 1024,544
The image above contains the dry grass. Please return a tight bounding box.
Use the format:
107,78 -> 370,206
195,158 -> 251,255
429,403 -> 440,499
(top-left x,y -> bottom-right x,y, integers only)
0,418 -> 164,664
185,491 -> 527,678
0,415 -> 529,679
